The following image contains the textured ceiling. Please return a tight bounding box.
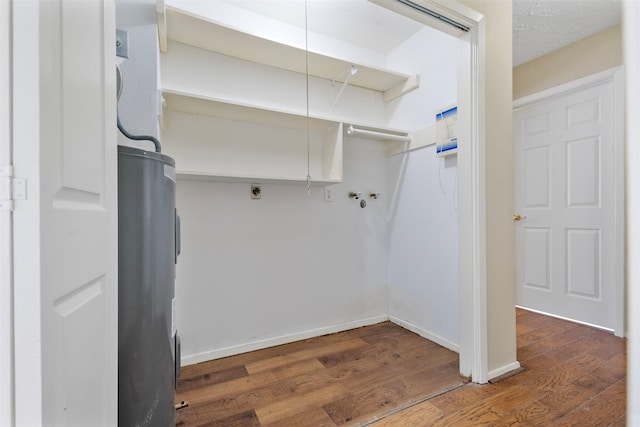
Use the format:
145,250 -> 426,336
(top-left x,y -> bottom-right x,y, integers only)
513,0 -> 622,67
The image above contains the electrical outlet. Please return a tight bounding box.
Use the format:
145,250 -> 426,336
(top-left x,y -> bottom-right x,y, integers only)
251,185 -> 261,199
324,187 -> 334,202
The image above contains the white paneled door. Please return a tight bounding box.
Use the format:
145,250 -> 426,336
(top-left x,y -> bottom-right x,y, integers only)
514,74 -> 622,331
11,0 -> 118,425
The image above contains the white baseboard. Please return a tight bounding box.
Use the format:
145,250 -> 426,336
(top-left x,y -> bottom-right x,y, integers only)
487,361 -> 522,382
515,305 -> 615,333
181,315 -> 389,366
388,315 -> 460,353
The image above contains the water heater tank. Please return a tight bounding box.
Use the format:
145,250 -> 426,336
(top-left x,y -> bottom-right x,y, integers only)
117,145 -> 179,426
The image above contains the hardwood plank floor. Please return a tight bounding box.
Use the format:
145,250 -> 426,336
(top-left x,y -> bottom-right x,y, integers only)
376,309 -> 626,426
176,322 -> 466,426
176,309 -> 626,426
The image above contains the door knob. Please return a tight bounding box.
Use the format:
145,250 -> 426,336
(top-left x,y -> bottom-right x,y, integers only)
513,214 -> 527,221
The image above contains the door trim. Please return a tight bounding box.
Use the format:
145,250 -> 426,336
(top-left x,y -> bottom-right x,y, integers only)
384,0 -> 490,382
622,2 -> 640,422
513,66 -> 625,337
459,17 -> 489,383
514,66 -> 624,110
0,0 -> 14,425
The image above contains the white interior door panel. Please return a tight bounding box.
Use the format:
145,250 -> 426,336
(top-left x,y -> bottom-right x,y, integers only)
514,77 -> 619,331
11,0 -> 117,425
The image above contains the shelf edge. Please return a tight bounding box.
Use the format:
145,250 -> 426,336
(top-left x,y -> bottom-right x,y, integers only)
384,74 -> 421,103
175,171 -> 342,186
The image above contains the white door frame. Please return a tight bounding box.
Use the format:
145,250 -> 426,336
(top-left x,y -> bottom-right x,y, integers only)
513,66 -> 625,338
419,1 -> 491,383
623,1 -> 640,423
457,13 -> 489,383
11,1 -> 43,424
0,0 -> 14,425
379,0 -> 489,382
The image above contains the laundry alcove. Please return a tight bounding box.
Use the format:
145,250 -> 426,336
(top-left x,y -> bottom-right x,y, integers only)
154,0 -> 460,366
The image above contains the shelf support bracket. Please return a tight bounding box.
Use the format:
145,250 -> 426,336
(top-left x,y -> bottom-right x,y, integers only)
384,74 -> 420,103
156,0 -> 168,53
332,65 -> 358,107
158,90 -> 167,130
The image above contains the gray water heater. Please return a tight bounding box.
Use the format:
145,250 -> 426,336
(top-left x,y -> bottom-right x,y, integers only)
118,145 -> 180,426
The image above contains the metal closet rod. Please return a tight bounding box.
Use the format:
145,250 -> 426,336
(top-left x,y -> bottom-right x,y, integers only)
347,125 -> 411,143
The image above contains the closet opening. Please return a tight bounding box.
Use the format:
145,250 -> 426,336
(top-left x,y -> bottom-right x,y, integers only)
156,0 -> 486,383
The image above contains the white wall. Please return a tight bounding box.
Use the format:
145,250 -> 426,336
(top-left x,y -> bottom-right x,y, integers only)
387,150 -> 459,349
386,27 -> 460,349
116,0 -> 159,150
161,41 -> 388,129
176,138 -> 390,364
158,1 -> 461,364
385,27 -> 458,130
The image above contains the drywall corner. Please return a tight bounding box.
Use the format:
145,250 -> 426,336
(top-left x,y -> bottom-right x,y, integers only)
115,0 -> 159,150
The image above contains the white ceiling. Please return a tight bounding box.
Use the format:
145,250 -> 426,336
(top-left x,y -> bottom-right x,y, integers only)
229,0 -> 424,53
513,0 -> 622,67
223,0 -> 623,67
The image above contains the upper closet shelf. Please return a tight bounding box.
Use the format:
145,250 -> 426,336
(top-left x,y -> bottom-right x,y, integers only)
161,89 -> 338,131
161,89 -> 410,140
156,5 -> 420,102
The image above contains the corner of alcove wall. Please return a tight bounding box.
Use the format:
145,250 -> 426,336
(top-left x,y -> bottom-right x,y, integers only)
384,20 -> 461,348
459,0 -> 518,379
175,137 -> 391,364
155,1 -> 476,364
115,0 -> 160,151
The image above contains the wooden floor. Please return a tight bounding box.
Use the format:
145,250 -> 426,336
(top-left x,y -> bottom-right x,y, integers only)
175,322 -> 466,426
176,309 -> 626,426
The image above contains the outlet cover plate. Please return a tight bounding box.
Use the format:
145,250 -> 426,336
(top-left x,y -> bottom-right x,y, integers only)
324,187 -> 334,202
